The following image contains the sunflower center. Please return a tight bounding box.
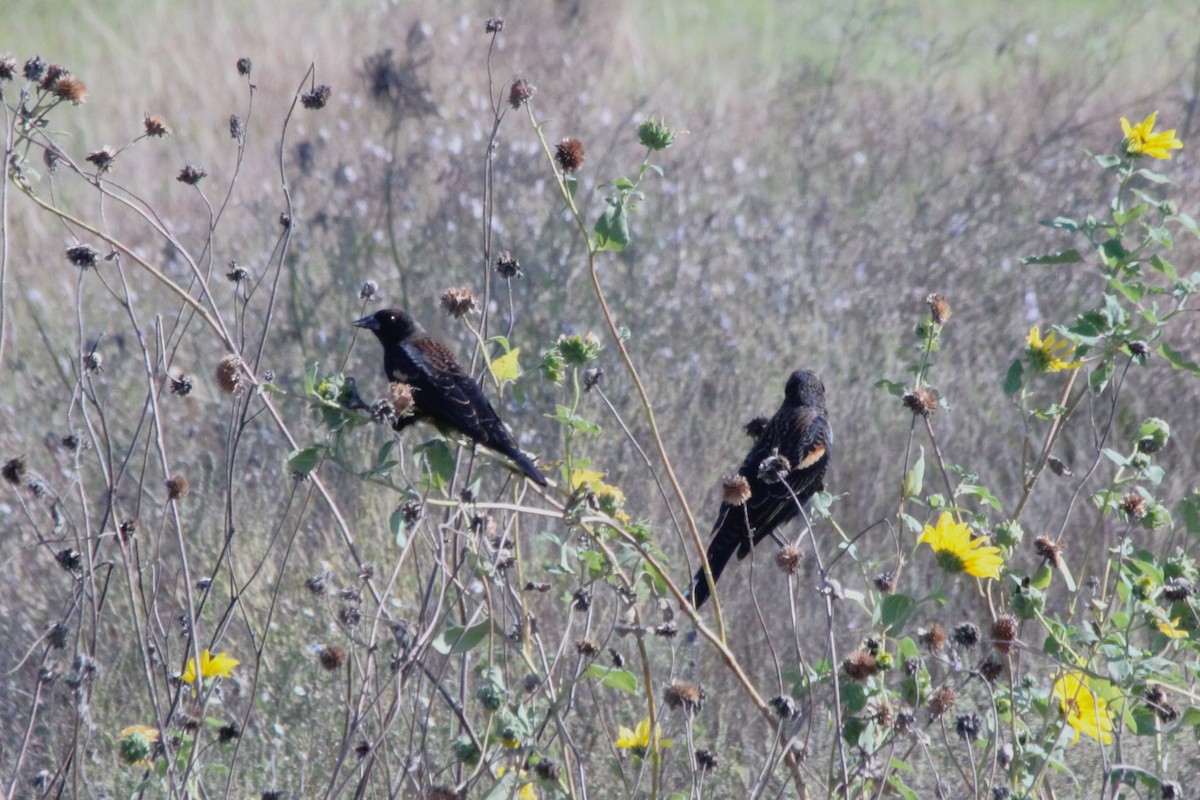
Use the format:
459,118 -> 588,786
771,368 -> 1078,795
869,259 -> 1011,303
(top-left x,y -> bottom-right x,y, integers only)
935,550 -> 966,574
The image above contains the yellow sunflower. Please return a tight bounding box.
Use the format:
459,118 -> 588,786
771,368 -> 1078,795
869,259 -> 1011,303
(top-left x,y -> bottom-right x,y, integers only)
180,649 -> 239,684
1052,669 -> 1114,744
918,512 -> 1003,580
1120,111 -> 1183,160
1026,326 -> 1082,374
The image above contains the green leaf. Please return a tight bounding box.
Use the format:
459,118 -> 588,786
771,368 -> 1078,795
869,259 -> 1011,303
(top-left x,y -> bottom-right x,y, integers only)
1021,249 -> 1082,265
1089,359 -> 1114,395
957,483 -> 1001,510
584,664 -> 639,693
902,448 -> 924,500
1113,204 -> 1148,226
1135,168 -> 1171,184
1099,238 -> 1130,265
612,176 -> 636,190
489,347 -> 521,383
875,379 -> 905,397
1178,492 -> 1200,535
594,197 -> 630,252
432,620 -> 495,655
480,771 -> 518,800
1003,359 -> 1024,397
413,438 -> 456,491
886,776 -> 920,800
286,446 -> 322,475
1158,342 -> 1200,375
303,362 -> 320,395
879,594 -> 916,635
1174,212 -> 1200,238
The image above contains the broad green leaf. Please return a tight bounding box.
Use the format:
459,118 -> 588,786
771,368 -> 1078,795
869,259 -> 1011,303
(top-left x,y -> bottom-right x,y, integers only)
286,446 -> 322,475
1158,342 -> 1200,375
879,594 -> 916,635
584,664 -> 638,693
1040,216 -> 1078,232
414,438 -> 456,491
489,347 -> 521,383
902,448 -> 924,500
432,620 -> 495,655
1003,359 -> 1024,397
594,197 -> 630,252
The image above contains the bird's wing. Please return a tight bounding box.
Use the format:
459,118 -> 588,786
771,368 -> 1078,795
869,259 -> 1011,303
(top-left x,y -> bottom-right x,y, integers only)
400,339 -> 510,445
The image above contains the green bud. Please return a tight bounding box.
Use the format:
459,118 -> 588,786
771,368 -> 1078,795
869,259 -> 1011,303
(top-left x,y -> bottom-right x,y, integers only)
1159,200 -> 1178,216
995,697 -> 1011,715
475,682 -> 506,712
1012,585 -> 1045,621
994,520 -> 1024,549
636,118 -> 676,151
1133,576 -> 1155,600
1136,418 -> 1171,454
539,349 -> 566,384
557,333 -> 602,367
1029,563 -> 1053,590
1129,451 -> 1151,470
118,729 -> 155,766
451,736 -> 480,765
1142,502 -> 1172,531
876,652 -> 895,670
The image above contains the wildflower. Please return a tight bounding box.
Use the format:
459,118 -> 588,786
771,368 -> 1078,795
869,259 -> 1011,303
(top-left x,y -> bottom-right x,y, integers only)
1157,617 -> 1188,640
180,649 -> 239,683
555,137 -> 585,174
1026,326 -> 1082,373
494,766 -> 537,800
1052,669 -> 1114,744
926,293 -> 951,325
918,513 -> 1003,579
1120,111 -> 1182,160
614,716 -> 672,756
118,725 -> 159,766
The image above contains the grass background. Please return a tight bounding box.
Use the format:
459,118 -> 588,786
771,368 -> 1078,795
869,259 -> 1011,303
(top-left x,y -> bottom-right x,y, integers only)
3,0 -> 1200,796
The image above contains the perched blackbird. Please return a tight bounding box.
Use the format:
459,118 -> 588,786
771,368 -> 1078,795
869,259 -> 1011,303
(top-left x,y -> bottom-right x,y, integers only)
688,369 -> 831,608
354,308 -> 548,486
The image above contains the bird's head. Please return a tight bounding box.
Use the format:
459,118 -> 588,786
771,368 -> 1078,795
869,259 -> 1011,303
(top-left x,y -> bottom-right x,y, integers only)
784,369 -> 825,408
353,308 -> 423,343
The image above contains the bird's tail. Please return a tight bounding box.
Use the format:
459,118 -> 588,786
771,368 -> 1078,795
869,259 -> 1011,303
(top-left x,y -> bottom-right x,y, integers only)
505,446 -> 548,487
687,519 -> 743,609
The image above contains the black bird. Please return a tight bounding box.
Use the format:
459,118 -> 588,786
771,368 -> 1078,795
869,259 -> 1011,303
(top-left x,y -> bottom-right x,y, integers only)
354,308 -> 548,486
688,369 -> 831,609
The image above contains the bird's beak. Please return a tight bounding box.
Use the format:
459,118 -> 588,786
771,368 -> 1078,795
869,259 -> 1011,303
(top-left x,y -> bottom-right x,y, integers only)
353,315 -> 379,331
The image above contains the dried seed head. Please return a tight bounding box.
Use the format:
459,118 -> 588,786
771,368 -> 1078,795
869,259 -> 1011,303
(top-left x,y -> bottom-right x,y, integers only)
757,450 -> 791,484
229,114 -> 245,140
926,293 -> 951,325
873,569 -> 896,594
339,603 -> 362,627
1034,536 -> 1064,568
583,367 -> 604,392
495,250 -> 522,279
951,622 -> 980,648
55,548 -> 81,572
533,757 -> 559,781
484,17 -> 504,33
3,456 -> 28,485
1162,781 -> 1182,800
555,137 -> 585,174
24,56 -> 47,82
1128,340 -> 1150,359
508,78 -> 536,109
1047,456 -> 1072,476
571,588 -> 591,612
66,244 -> 100,269
177,164 -> 207,185
1121,492 -> 1148,520
769,695 -> 798,719
389,382 -> 416,419
664,681 -> 706,714
43,147 -> 60,174
775,545 -> 803,574
654,621 -> 678,638
318,645 -> 345,671
143,114 -> 170,137
52,76 -> 87,104
894,709 -> 916,735
440,287 -> 479,318
119,518 -> 138,542
236,57 -> 252,76
82,351 -> 103,373
1143,685 -> 1179,723
165,475 -> 190,501
979,654 -> 1005,683
215,354 -> 245,395
226,262 -> 251,282
574,638 -> 599,658
86,147 -> 117,172
46,621 -> 69,649
743,416 -> 769,439
608,648 -> 625,667
40,64 -> 69,92
358,280 -> 378,300
902,386 -> 938,417
720,474 -> 751,506
843,650 -> 878,681
260,792 -> 283,800
0,54 -> 16,81
991,614 -> 1018,653
955,713 -> 982,740
919,623 -> 947,653
170,375 -> 194,396
305,571 -> 329,596
928,685 -> 957,718
301,84 -> 332,109
217,723 -> 241,743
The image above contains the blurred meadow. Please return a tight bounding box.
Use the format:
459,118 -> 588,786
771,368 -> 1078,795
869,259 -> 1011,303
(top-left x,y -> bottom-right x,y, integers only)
3,0 -> 1200,797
